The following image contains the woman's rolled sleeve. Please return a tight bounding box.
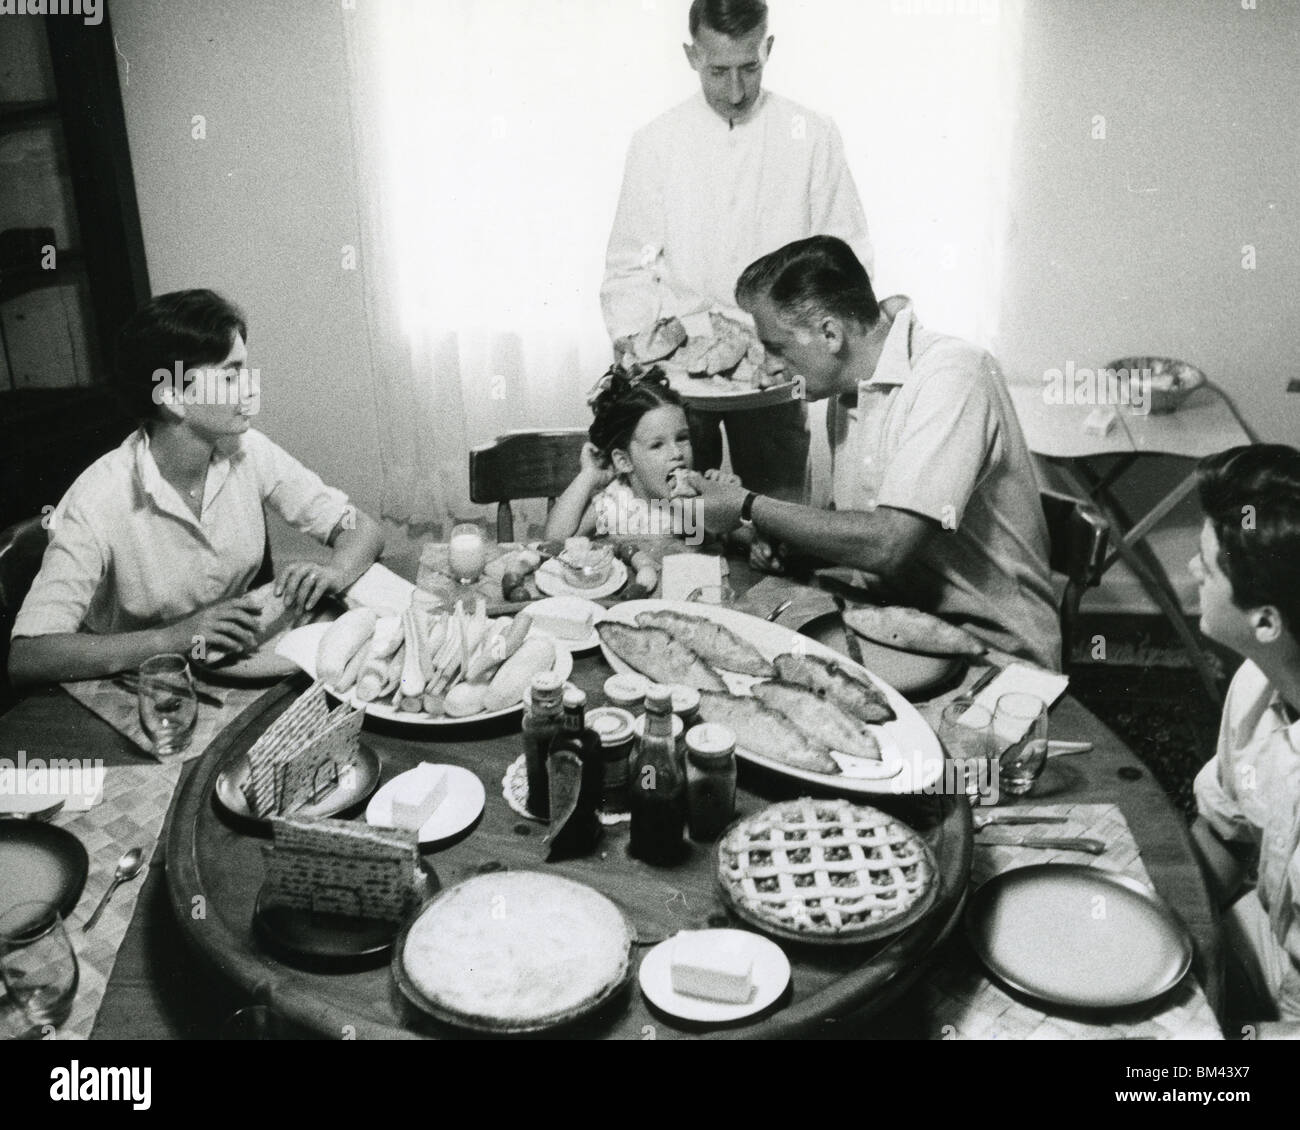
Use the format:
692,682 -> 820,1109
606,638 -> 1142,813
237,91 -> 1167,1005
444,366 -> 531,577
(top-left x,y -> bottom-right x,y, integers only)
11,506 -> 107,638
245,431 -> 351,543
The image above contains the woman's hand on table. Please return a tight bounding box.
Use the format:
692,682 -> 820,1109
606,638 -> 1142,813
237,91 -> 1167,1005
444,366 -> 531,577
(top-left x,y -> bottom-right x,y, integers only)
170,594 -> 264,657
276,561 -> 348,613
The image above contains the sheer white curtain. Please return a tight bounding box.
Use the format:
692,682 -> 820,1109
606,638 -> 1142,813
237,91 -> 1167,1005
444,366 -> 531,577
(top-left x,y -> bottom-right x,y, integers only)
342,0 -> 1024,528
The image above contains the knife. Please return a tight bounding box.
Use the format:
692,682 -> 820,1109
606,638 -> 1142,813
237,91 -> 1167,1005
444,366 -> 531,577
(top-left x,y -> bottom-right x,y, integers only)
974,835 -> 1106,855
830,594 -> 865,668
973,813 -> 1068,828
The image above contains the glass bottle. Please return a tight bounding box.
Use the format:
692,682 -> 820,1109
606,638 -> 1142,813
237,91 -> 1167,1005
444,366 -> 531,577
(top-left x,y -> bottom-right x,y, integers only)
685,723 -> 737,841
521,671 -> 564,819
546,686 -> 604,856
629,684 -> 687,864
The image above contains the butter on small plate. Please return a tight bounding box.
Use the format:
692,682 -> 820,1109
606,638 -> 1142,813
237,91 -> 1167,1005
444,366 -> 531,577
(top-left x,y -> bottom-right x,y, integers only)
638,928 -> 790,1023
365,763 -> 486,845
525,596 -> 603,653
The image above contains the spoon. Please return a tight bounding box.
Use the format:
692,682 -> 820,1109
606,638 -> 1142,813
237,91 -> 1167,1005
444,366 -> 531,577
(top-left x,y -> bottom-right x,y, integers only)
82,847 -> 145,933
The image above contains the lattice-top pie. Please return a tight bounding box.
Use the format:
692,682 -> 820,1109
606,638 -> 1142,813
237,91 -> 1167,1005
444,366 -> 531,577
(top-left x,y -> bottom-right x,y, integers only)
400,871 -> 633,1031
717,798 -> 936,941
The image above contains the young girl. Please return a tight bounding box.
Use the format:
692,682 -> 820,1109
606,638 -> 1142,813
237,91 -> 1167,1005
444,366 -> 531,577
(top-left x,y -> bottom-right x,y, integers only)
546,368 -> 735,540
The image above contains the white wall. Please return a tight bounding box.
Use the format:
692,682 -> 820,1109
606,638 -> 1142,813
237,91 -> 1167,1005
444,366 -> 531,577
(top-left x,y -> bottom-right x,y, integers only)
997,0 -> 1300,610
1001,0 -> 1300,439
111,0 -> 382,517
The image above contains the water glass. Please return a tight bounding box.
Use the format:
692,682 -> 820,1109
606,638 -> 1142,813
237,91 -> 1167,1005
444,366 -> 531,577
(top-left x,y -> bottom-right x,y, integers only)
994,692 -> 1049,796
448,523 -> 489,584
0,901 -> 80,1027
938,699 -> 996,803
137,653 -> 198,757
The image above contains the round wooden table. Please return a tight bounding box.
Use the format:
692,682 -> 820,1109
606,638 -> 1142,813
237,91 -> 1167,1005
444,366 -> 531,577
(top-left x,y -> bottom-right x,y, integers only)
166,651 -> 974,1040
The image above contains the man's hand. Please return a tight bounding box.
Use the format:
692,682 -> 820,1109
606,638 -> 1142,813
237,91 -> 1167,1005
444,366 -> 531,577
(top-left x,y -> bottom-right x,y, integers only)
703,468 -> 741,486
684,471 -> 748,536
276,561 -> 347,613
170,594 -> 263,657
749,534 -> 787,575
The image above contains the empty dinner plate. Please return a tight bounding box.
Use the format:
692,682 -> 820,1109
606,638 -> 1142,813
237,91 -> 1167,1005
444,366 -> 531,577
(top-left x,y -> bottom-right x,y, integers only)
965,864 -> 1193,1009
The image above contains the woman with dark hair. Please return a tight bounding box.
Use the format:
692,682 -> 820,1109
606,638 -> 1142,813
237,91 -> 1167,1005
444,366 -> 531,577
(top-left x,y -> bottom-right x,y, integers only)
9,289 -> 383,687
544,366 -> 736,540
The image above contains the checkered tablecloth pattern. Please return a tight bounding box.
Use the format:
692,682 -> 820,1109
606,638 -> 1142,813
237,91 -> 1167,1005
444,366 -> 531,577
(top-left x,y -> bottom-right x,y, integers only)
1,763 -> 185,1040
915,803 -> 1222,1040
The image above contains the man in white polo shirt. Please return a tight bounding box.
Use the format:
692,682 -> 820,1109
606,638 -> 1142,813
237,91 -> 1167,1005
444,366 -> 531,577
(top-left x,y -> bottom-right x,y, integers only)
689,235 -> 1060,669
600,0 -> 872,502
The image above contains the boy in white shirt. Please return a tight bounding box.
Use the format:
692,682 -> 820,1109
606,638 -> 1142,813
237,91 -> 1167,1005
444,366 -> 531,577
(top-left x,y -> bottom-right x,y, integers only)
1189,443 -> 1300,1036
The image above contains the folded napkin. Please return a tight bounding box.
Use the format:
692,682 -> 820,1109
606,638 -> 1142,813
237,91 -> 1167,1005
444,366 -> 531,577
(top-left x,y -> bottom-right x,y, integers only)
965,663 -> 1069,748
60,677 -> 265,760
660,553 -> 725,602
344,562 -> 416,616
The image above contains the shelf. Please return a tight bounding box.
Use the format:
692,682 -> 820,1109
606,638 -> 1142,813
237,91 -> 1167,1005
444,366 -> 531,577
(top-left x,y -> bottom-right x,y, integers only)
0,250 -> 86,303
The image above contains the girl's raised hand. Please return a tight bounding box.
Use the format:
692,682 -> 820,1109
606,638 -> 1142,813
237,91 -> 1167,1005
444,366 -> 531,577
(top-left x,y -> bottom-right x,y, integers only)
579,442 -> 616,489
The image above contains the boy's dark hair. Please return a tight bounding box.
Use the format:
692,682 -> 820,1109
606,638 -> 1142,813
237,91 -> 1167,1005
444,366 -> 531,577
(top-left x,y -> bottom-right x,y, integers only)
1197,443 -> 1300,639
589,368 -> 685,455
736,235 -> 880,331
690,0 -> 767,39
115,289 -> 248,422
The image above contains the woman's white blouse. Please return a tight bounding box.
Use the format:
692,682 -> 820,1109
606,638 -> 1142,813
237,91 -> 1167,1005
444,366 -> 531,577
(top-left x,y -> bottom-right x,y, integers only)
12,427 -> 350,638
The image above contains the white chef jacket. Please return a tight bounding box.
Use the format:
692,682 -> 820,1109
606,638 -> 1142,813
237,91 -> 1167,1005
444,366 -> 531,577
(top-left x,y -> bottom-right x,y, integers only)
601,90 -> 873,340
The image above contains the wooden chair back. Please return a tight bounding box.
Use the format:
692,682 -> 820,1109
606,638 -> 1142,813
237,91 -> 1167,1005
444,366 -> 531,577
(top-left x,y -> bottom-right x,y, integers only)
468,430 -> 588,542
1041,490 -> 1109,666
0,516 -> 50,705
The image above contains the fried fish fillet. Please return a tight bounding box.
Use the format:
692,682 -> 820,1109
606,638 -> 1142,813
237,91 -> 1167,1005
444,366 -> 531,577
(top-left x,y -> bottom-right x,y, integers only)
635,610 -> 775,677
697,691 -> 838,775
841,605 -> 987,658
596,622 -> 726,691
751,682 -> 882,762
773,653 -> 895,724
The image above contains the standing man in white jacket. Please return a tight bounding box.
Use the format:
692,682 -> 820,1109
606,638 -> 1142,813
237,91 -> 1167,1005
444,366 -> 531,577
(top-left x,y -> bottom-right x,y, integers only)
600,0 -> 873,502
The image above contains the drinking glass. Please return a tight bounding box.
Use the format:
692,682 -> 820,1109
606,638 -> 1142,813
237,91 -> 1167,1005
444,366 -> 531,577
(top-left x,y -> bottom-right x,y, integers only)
938,699 -> 996,803
447,523 -> 489,585
0,901 -> 79,1027
993,692 -> 1049,797
137,653 -> 198,757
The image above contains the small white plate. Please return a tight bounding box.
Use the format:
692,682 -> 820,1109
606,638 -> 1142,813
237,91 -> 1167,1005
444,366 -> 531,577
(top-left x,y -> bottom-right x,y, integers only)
534,558 -> 628,600
525,595 -> 604,652
638,929 -> 791,1023
365,765 -> 486,845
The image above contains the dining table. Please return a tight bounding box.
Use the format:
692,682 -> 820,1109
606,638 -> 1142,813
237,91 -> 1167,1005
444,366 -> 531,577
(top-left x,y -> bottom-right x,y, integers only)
0,549 -> 1225,1040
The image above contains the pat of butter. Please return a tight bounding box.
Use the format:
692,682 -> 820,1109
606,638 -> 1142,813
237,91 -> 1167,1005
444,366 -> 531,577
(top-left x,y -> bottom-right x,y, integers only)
390,764 -> 449,830
670,932 -> 754,1003
530,608 -> 594,641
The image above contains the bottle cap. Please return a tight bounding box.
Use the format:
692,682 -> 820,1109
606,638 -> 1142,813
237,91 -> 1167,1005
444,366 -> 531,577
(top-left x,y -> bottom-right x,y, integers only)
586,706 -> 636,747
644,683 -> 675,713
604,672 -> 650,708
530,670 -> 564,694
633,712 -> 683,741
562,685 -> 587,710
685,723 -> 736,763
670,686 -> 700,717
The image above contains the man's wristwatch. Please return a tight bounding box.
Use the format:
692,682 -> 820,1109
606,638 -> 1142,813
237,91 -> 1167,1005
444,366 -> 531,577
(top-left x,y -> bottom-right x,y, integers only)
739,491 -> 759,529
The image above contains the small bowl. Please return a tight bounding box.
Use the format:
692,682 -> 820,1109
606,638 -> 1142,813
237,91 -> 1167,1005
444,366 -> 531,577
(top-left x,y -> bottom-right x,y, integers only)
1106,356 -> 1207,415
559,542 -> 614,589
